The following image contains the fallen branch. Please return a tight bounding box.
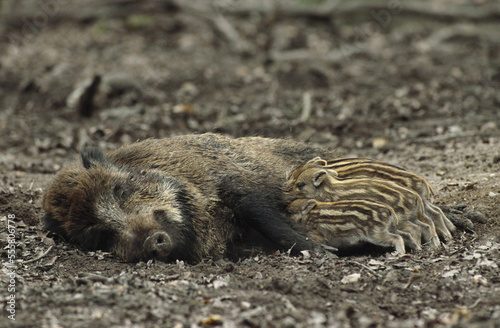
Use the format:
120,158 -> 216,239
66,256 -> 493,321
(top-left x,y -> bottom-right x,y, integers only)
346,260 -> 382,278
23,246 -> 53,264
0,1 -> 177,27
208,0 -> 500,21
2,0 -> 499,29
269,44 -> 366,63
416,132 -> 479,144
416,23 -> 500,53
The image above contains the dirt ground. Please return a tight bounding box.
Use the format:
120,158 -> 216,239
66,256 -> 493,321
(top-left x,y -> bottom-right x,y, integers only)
1,1 -> 500,327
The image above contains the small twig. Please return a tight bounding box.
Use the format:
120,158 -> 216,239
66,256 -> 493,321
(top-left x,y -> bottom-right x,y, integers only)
269,45 -> 365,63
416,132 -> 479,144
167,0 -> 254,55
346,260 -> 382,278
300,91 -> 312,121
211,15 -> 253,55
404,269 -> 421,289
447,245 -> 468,257
469,298 -> 482,309
416,23 -> 500,53
23,246 -> 53,264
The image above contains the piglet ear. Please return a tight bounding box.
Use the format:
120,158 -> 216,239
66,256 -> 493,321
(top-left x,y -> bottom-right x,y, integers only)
307,157 -> 327,167
312,170 -> 328,187
81,146 -> 110,169
301,199 -> 317,215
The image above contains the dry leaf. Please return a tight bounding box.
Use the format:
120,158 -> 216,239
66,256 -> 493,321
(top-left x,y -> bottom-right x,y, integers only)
372,137 -> 389,149
367,259 -> 385,269
37,230 -> 56,246
478,259 -> 498,268
173,103 -> 194,115
199,314 -> 223,326
341,273 -> 361,284
442,269 -> 460,278
213,278 -> 228,289
473,275 -> 488,286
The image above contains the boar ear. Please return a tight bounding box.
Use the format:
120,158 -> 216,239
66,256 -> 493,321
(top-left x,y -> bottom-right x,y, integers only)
312,170 -> 328,187
81,146 -> 111,169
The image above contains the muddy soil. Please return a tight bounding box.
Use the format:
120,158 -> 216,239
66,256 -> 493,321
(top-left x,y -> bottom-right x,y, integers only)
1,1 -> 499,327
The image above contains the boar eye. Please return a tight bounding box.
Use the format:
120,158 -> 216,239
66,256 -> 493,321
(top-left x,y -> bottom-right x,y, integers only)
113,185 -> 132,201
296,182 -> 306,190
153,210 -> 168,221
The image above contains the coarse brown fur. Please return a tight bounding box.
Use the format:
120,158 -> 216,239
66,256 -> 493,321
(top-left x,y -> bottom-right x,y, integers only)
42,133 -> 337,262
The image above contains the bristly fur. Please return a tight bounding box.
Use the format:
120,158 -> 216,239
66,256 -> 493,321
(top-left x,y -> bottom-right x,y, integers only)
42,133 -> 337,262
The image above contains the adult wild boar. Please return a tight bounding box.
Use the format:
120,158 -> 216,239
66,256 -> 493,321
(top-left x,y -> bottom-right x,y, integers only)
42,133 -> 335,262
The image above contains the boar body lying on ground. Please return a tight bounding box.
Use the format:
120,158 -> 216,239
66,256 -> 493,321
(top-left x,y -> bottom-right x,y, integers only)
43,133 -> 337,262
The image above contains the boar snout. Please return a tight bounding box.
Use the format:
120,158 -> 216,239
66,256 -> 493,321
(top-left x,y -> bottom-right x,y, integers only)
143,231 -> 172,260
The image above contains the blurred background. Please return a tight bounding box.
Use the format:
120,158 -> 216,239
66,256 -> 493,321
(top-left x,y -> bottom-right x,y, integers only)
0,0 -> 499,185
